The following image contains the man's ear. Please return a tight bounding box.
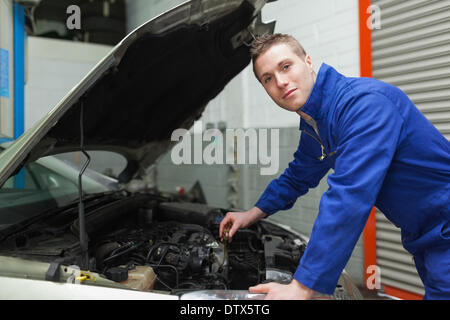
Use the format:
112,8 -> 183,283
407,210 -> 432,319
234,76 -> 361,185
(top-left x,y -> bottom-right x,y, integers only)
305,55 -> 314,72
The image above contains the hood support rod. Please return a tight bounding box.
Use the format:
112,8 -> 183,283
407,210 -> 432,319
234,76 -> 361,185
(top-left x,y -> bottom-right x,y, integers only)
78,99 -> 91,270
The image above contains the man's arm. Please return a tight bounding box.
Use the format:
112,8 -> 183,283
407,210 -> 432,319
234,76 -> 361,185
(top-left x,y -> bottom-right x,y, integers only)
294,93 -> 405,295
219,132 -> 330,241
254,131 -> 331,215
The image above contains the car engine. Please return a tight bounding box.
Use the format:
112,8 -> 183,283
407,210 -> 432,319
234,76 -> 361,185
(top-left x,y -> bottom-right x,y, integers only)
90,199 -> 306,293
0,193 -> 307,294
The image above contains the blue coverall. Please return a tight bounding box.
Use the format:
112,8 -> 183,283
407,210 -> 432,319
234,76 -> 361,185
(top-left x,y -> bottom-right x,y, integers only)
255,63 -> 450,299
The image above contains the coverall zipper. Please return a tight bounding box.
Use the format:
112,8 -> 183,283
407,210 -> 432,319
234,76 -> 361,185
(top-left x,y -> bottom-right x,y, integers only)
302,128 -> 336,161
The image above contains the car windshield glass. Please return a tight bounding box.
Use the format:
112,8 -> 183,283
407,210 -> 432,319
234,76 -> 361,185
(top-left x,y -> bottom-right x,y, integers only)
0,146 -> 125,229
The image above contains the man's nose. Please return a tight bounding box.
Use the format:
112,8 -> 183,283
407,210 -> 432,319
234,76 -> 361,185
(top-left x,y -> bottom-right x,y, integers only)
275,73 -> 288,88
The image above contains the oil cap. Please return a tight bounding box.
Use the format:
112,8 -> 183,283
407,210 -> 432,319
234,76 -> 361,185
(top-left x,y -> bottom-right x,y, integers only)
105,266 -> 128,282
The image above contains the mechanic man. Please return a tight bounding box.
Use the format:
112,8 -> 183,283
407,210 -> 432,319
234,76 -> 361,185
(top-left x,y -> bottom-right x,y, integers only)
219,33 -> 450,300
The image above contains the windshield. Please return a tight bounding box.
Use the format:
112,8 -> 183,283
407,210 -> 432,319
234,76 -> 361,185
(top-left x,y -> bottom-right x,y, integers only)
0,146 -> 122,229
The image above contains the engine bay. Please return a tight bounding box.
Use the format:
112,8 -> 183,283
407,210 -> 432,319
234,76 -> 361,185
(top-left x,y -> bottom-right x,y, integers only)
91,199 -> 306,293
0,192 -> 306,294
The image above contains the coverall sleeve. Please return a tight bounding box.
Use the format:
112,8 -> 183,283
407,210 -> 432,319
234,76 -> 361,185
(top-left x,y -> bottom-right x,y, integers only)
254,132 -> 331,215
294,93 -> 405,294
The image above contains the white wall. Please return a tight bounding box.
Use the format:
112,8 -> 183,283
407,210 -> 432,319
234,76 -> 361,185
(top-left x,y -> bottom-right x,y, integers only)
25,37 -> 112,130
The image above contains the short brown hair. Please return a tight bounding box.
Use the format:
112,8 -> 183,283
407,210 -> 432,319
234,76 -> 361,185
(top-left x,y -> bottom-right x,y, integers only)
250,33 -> 307,80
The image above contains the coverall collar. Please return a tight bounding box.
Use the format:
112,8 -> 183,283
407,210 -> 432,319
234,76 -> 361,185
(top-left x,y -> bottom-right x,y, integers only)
299,63 -> 343,130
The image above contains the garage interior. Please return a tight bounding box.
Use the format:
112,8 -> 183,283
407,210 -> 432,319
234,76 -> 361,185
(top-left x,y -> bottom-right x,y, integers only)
0,0 -> 449,300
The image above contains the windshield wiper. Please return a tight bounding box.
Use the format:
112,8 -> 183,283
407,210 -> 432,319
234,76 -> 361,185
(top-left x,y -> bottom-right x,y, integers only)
0,191 -> 117,243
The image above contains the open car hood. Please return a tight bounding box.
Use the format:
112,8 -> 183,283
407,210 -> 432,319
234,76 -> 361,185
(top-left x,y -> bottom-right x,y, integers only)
0,0 -> 276,185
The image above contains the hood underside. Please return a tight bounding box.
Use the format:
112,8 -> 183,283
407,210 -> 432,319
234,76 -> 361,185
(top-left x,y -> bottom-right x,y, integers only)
0,0 -> 276,185
47,1 -> 255,163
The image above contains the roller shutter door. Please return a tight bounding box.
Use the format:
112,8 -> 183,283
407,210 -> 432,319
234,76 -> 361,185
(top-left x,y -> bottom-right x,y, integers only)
371,0 -> 450,296
375,209 -> 425,296
371,0 -> 450,139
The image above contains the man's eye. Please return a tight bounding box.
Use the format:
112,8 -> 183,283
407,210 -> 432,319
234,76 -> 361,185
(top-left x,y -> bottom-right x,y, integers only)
283,64 -> 290,70
264,76 -> 272,84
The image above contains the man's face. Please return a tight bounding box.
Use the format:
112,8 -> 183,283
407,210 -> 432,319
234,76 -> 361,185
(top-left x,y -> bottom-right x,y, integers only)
254,43 -> 316,113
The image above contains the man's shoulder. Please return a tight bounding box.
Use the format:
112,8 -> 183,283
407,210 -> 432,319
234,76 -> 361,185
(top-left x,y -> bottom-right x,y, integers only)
328,76 -> 406,124
323,65 -> 411,118
324,65 -> 392,96
332,76 -> 407,114
342,76 -> 399,99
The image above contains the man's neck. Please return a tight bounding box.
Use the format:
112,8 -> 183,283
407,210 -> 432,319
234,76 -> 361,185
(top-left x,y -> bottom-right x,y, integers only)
296,71 -> 316,122
297,109 -> 312,122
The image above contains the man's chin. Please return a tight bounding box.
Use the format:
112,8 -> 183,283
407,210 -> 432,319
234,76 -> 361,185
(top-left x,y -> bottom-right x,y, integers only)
276,101 -> 303,113
285,105 -> 303,113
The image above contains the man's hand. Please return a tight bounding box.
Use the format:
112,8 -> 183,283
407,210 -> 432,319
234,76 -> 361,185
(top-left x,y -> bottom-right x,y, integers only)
219,207 -> 267,242
249,279 -> 315,300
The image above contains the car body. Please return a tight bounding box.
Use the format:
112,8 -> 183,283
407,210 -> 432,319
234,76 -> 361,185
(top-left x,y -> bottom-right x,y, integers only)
0,0 -> 362,300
